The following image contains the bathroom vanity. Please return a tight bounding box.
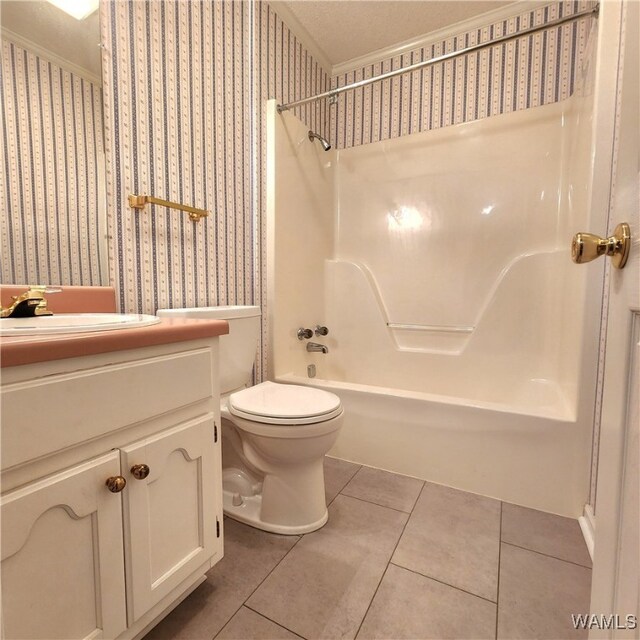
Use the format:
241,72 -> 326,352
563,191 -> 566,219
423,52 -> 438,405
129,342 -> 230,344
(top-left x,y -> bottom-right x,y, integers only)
0,317 -> 228,639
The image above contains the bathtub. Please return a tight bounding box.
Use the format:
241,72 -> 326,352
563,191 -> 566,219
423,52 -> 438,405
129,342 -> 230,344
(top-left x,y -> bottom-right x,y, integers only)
277,372 -> 588,517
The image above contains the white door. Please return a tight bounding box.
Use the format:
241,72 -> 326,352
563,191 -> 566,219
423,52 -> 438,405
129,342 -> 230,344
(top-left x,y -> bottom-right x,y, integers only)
589,0 -> 639,636
0,452 -> 127,640
120,415 -> 222,624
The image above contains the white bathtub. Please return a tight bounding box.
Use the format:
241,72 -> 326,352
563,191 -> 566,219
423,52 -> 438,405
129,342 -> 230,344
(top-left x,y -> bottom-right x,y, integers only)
277,373 -> 588,517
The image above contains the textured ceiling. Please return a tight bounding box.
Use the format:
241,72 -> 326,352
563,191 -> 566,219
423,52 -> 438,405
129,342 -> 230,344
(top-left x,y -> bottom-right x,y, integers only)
1,0 -> 101,79
276,0 -> 516,66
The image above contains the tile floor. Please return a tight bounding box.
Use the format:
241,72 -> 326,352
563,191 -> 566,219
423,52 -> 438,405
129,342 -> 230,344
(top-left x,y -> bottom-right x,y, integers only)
144,457 -> 592,640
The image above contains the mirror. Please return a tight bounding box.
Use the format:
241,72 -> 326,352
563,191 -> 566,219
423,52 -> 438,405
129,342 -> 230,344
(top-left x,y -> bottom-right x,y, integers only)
1,0 -> 108,286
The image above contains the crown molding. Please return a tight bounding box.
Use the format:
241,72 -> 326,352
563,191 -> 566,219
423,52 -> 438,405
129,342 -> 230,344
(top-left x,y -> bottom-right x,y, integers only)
1,27 -> 101,85
268,1 -> 333,74
332,0 -> 547,76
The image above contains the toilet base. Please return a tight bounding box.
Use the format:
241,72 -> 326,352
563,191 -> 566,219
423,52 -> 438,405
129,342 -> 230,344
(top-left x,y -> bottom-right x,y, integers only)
219,411 -> 343,536
222,488 -> 328,535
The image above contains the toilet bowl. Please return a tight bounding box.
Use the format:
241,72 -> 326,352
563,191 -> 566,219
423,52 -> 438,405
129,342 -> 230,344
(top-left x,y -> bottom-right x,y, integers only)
222,381 -> 343,534
156,306 -> 343,534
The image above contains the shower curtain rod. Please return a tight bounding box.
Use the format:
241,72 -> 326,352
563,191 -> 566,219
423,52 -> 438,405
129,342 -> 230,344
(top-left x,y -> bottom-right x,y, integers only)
276,4 -> 599,113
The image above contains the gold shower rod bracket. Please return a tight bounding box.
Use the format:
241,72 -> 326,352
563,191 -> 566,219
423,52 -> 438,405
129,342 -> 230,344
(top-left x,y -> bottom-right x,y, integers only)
128,194 -> 209,222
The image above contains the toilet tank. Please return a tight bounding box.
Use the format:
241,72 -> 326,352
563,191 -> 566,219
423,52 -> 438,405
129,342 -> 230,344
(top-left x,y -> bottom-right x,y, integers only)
156,306 -> 261,394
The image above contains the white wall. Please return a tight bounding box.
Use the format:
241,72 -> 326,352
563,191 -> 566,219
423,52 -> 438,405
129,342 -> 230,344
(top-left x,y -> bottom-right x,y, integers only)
321,100 -> 592,416
336,104 -> 565,331
270,95 -> 601,413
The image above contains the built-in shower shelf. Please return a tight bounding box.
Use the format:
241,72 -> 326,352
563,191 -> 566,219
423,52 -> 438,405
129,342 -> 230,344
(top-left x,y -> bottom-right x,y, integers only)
387,322 -> 475,352
387,323 -> 475,333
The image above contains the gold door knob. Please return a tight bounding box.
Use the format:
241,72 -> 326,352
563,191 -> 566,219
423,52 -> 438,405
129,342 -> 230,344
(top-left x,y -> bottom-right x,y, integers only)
571,222 -> 631,269
105,476 -> 127,493
130,464 -> 150,480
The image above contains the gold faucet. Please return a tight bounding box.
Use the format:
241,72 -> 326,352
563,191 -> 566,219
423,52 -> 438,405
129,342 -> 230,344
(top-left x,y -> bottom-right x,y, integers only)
0,286 -> 61,319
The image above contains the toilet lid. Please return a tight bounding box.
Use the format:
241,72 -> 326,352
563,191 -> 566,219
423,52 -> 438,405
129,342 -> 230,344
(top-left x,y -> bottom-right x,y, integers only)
229,381 -> 342,425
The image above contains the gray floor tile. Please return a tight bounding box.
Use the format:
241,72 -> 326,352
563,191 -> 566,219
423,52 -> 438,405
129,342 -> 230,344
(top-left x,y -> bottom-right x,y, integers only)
498,543 -> 592,639
357,564 -> 496,639
501,502 -> 592,567
392,482 -> 501,601
216,607 -> 300,640
341,466 -> 424,513
144,519 -> 299,639
324,456 -> 361,505
247,495 -> 408,639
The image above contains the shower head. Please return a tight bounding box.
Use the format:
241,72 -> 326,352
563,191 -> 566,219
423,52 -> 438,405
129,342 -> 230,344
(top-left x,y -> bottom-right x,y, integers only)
308,130 -> 331,151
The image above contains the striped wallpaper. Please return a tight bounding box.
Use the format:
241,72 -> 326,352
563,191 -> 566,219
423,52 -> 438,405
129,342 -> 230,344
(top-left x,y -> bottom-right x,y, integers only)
330,0 -> 593,149
1,40 -> 105,286
101,0 -> 329,379
102,0 -> 253,316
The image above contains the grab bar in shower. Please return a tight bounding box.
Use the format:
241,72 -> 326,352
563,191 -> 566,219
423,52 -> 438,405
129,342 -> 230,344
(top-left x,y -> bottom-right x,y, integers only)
388,323 -> 475,333
128,194 -> 209,222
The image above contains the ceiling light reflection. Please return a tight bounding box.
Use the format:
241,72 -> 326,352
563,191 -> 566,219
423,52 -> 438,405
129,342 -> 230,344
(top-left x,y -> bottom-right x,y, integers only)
387,206 -> 424,231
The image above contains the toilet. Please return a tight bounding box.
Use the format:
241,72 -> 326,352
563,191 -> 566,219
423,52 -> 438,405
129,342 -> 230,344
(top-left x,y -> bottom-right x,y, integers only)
156,306 -> 343,534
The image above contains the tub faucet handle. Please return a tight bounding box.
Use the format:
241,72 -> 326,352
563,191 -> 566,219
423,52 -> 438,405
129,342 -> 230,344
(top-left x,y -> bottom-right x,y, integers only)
297,327 -> 313,340
315,325 -> 329,336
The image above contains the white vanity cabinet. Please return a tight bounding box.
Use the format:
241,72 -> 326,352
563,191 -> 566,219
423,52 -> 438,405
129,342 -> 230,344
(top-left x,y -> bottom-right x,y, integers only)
0,337 -> 223,640
121,415 -> 219,624
1,450 -> 128,639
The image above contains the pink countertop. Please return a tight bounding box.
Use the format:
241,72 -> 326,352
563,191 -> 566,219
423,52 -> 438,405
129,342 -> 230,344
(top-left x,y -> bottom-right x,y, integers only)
1,286 -> 228,368
1,318 -> 229,368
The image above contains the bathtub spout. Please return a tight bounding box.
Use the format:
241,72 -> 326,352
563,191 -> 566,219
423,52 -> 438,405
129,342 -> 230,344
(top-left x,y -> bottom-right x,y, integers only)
307,342 -> 328,354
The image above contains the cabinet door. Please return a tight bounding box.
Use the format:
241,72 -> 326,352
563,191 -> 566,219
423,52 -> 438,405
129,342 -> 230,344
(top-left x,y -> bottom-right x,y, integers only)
121,414 -> 222,623
1,452 -> 127,640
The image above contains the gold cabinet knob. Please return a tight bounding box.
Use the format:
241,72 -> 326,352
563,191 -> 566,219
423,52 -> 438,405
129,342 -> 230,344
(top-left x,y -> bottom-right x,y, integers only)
105,476 -> 127,493
571,222 -> 631,269
130,464 -> 150,480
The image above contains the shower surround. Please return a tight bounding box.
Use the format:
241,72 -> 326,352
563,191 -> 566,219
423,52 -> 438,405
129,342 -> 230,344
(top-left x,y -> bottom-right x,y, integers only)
267,16 -> 601,514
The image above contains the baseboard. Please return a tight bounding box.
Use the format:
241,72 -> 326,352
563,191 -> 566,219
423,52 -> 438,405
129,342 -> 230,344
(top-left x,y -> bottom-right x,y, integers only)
578,504 -> 595,561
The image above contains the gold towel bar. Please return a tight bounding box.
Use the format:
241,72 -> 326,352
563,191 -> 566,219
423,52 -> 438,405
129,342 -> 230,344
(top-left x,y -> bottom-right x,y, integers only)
128,194 -> 209,222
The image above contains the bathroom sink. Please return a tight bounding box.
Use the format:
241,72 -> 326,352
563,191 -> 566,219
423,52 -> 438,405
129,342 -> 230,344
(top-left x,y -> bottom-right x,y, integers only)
0,313 -> 161,336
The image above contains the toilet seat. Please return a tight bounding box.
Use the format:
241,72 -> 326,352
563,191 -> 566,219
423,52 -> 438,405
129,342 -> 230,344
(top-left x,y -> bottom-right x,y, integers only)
229,381 -> 342,425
